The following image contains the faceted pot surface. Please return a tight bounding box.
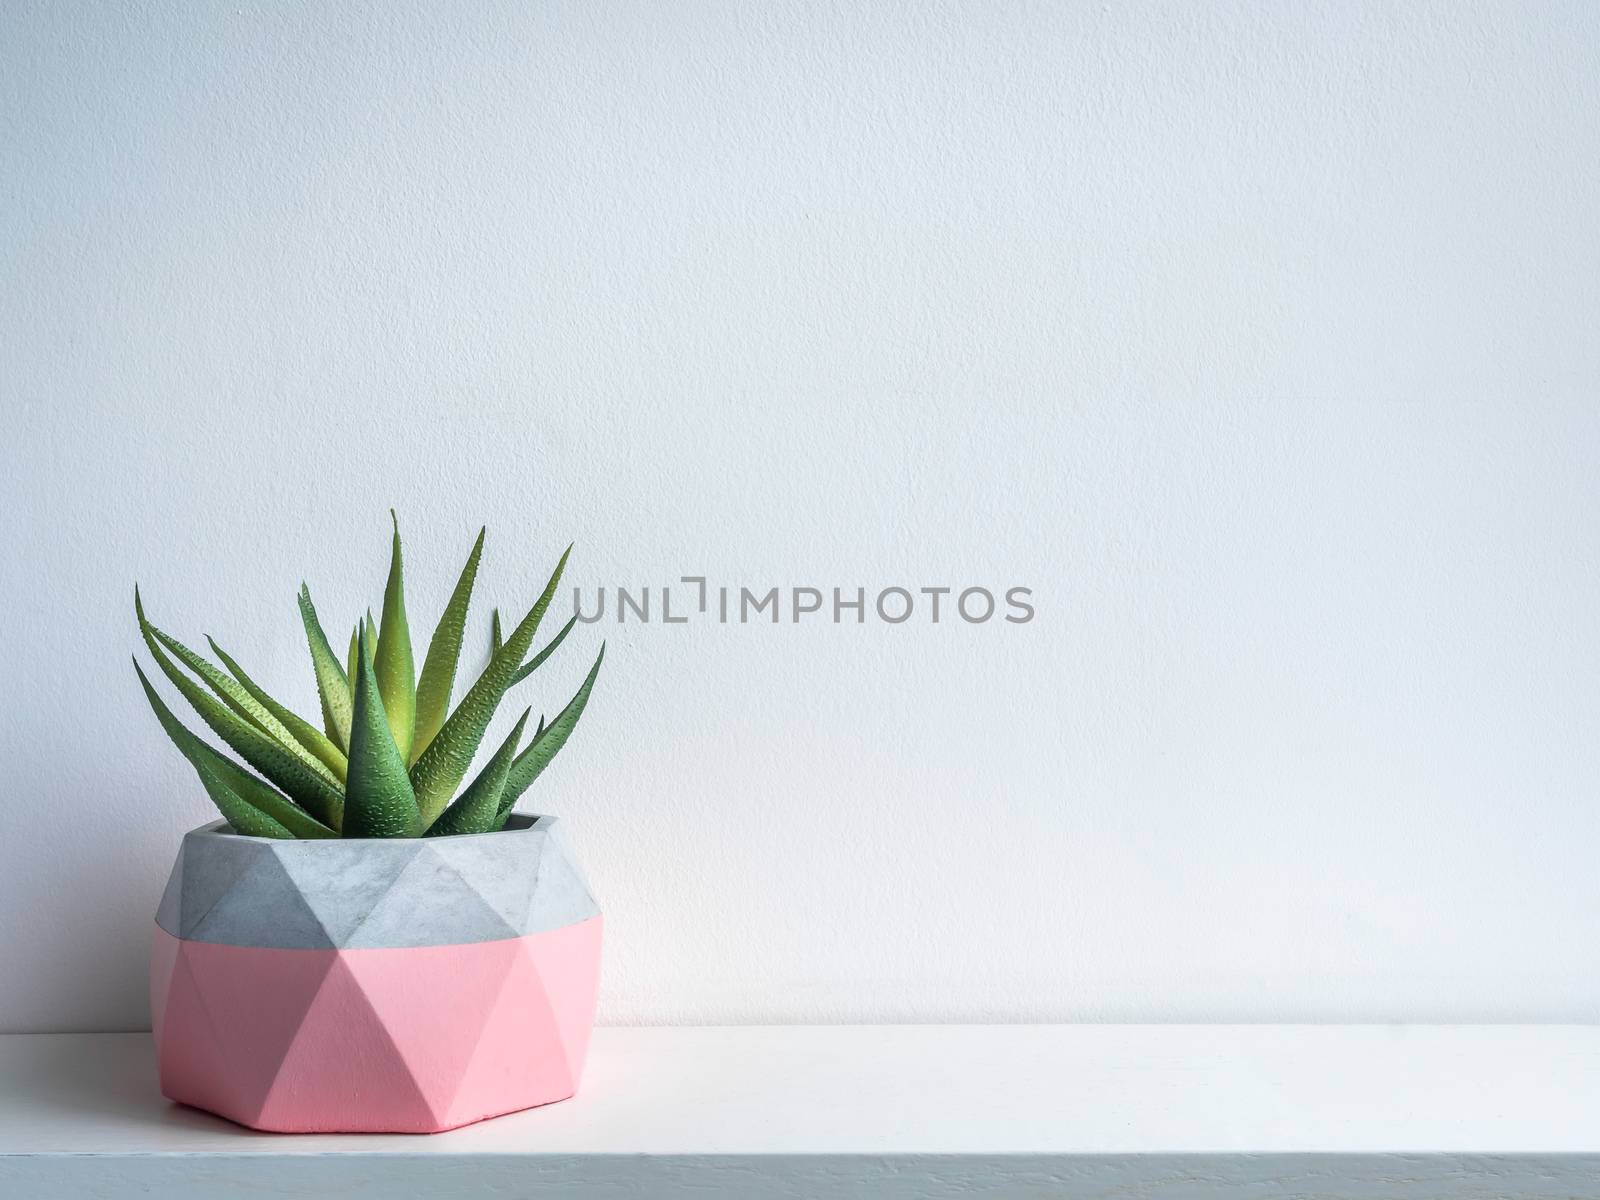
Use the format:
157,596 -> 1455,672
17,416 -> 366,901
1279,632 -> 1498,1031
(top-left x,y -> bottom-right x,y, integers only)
150,815 -> 602,1133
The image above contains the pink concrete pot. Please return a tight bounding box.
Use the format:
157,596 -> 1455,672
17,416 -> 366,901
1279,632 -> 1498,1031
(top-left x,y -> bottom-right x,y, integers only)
149,815 -> 602,1133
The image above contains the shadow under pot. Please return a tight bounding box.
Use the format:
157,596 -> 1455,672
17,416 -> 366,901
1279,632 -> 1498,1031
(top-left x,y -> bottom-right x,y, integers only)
149,814 -> 602,1133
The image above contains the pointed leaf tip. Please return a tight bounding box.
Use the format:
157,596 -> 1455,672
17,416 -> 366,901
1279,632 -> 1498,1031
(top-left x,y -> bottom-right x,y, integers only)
412,524 -> 487,765
144,620 -> 341,794
509,612 -> 577,686
496,639 -> 604,821
298,583 -> 353,752
138,610 -> 345,829
344,621 -> 422,838
210,634 -> 349,786
410,546 -> 571,823
375,512 -> 415,762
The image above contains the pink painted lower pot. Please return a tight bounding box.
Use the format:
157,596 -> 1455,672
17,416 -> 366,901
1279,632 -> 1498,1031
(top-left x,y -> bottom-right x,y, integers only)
149,815 -> 602,1133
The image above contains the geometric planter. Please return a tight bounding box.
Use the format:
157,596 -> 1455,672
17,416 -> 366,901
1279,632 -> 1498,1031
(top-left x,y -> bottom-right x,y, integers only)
150,815 -> 602,1133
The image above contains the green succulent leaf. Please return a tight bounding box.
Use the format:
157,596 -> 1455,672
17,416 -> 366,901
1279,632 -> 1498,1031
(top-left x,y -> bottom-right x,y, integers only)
142,625 -> 269,731
425,709 -> 530,838
342,625 -> 423,838
413,526 -> 485,765
498,642 -> 604,822
363,613 -> 379,705
376,511 -> 416,762
490,607 -> 504,656
133,659 -> 332,839
140,590 -> 344,828
298,585 -> 353,752
136,616 -> 341,793
208,638 -> 349,785
409,546 -> 570,824
348,614 -> 380,700
511,613 -> 578,686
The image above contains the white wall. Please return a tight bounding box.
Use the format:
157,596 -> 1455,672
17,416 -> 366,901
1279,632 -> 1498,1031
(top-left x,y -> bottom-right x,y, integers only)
3,0 -> 1598,1033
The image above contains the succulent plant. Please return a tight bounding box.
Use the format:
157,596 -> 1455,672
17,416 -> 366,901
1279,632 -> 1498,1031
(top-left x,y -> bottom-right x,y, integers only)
133,515 -> 603,839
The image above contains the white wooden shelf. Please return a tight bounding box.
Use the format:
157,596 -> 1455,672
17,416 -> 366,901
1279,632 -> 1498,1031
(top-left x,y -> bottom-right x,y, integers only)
1,1025 -> 1597,1197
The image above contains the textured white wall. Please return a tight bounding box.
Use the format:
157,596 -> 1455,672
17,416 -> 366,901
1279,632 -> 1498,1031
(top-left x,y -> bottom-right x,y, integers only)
3,1 -> 1598,1033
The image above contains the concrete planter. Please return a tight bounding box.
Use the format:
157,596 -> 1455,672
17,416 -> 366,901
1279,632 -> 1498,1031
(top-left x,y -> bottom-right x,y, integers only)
150,815 -> 602,1133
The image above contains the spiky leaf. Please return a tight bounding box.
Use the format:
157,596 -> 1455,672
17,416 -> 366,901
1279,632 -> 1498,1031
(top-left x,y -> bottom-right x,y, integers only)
346,615 -> 378,704
139,619 -> 341,791
141,591 -> 344,828
298,585 -> 352,752
376,512 -> 415,761
498,642 -> 604,822
426,710 -> 529,837
511,613 -> 578,686
342,626 -> 422,838
144,626 -> 269,731
413,526 -> 485,764
490,607 -> 504,655
209,638 -> 349,784
409,546 -> 570,823
134,659 -> 330,839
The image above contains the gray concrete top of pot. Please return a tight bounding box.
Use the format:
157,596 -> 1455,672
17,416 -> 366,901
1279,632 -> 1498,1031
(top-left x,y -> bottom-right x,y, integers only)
155,814 -> 601,950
